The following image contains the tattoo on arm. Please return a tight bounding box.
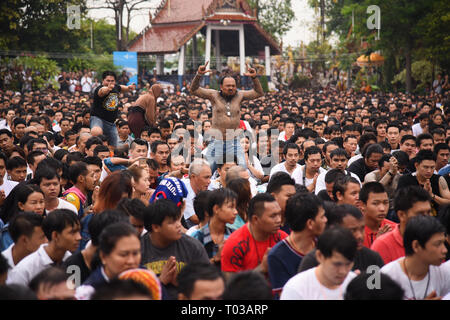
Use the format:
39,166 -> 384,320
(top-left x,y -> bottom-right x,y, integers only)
241,77 -> 264,101
439,176 -> 448,190
190,74 -> 214,100
190,74 -> 202,93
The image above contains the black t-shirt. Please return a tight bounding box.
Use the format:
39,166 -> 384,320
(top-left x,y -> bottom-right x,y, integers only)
298,247 -> 385,273
91,84 -> 121,123
348,157 -> 371,182
317,189 -> 334,202
61,251 -> 91,284
140,233 -> 209,300
397,173 -> 442,215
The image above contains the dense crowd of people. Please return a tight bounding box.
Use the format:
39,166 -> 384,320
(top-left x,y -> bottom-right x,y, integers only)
0,65 -> 449,301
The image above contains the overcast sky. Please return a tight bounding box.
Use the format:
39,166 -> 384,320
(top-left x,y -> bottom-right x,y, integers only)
86,0 -> 318,48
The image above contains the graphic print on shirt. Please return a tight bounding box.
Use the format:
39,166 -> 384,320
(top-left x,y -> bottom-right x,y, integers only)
103,93 -> 119,111
229,238 -> 250,268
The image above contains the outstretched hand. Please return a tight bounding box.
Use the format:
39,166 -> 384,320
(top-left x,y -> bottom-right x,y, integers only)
244,64 -> 257,78
197,61 -> 211,75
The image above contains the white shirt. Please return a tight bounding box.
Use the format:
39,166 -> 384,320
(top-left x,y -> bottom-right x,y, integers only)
81,76 -> 92,93
280,267 -> 356,300
412,123 -> 423,137
269,162 -> 300,179
181,178 -> 196,220
315,169 -> 361,195
291,165 -> 326,187
380,258 -> 450,300
44,198 -> 78,215
2,244 -> 15,268
0,179 -> 18,197
347,154 -> 363,167
6,243 -> 71,287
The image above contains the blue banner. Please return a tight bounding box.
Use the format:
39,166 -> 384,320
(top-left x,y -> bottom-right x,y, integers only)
113,51 -> 138,86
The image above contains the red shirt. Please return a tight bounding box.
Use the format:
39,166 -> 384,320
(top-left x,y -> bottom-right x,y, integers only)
221,223 -> 288,273
364,219 -> 397,248
370,224 -> 404,264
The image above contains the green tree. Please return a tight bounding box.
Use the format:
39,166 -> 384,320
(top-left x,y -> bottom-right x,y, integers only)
248,0 -> 295,41
11,0 -> 89,53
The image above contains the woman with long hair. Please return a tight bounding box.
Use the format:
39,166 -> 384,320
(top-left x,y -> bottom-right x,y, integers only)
0,183 -> 45,251
78,222 -> 141,297
92,171 -> 133,214
240,134 -> 264,181
225,178 -> 251,230
127,166 -> 152,204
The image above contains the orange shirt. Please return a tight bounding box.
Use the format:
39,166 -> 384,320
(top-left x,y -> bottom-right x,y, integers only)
364,219 -> 397,249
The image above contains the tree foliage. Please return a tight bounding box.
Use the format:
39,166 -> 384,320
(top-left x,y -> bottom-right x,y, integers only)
314,0 -> 449,92
248,0 -> 295,41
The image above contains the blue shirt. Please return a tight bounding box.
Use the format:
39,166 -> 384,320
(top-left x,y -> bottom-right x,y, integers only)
438,164 -> 450,176
267,238 -> 306,299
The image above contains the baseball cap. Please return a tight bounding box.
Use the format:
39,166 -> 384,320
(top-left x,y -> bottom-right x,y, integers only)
149,177 -> 188,207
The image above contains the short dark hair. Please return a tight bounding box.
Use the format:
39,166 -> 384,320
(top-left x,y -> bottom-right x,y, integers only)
364,143 -> 383,158
42,209 -> 80,241
416,133 -> 433,147
83,156 -> 103,169
36,157 -> 63,173
434,143 -> 450,156
93,144 -> 110,156
116,198 -> 147,222
394,186 -> 431,213
177,262 -> 224,298
401,134 -> 416,145
144,199 -> 181,232
414,149 -> 436,164
404,215 -> 445,256
304,146 -> 322,161
150,140 -> 169,154
317,226 -> 357,261
359,182 -> 387,204
67,161 -> 88,184
193,190 -> 212,222
222,271 -> 272,300
206,188 -> 237,218
91,278 -> 152,300
34,166 -> 60,185
266,172 -> 295,194
26,150 -> 45,166
332,176 -> 360,202
29,267 -> 70,295
102,70 -> 117,80
99,222 -> 138,256
283,142 -> 300,155
285,193 -> 323,231
324,169 -> 346,184
130,138 -> 148,150
247,193 -> 277,220
344,272 -> 404,300
330,148 -> 349,160
6,156 -> 27,171
86,136 -> 103,151
9,212 -> 44,243
88,209 -> 129,247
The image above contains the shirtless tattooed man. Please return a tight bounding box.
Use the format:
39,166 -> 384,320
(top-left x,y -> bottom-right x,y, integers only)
190,61 -> 264,172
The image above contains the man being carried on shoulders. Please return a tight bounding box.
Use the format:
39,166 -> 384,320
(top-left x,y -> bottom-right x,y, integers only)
190,62 -> 264,172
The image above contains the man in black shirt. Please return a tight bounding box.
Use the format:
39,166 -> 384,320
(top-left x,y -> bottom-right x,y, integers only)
90,71 -> 135,148
348,143 -> 384,182
397,149 -> 449,216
